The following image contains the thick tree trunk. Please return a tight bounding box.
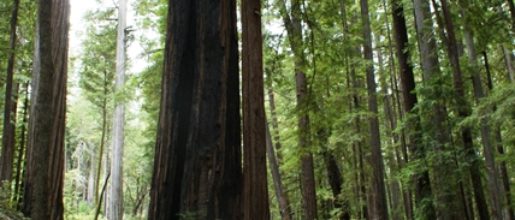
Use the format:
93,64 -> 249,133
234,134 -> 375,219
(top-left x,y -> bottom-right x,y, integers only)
24,0 -> 69,219
266,125 -> 292,220
148,0 -> 242,219
359,0 -> 389,219
0,0 -> 21,183
109,0 -> 127,219
241,0 -> 270,218
391,1 -> 435,218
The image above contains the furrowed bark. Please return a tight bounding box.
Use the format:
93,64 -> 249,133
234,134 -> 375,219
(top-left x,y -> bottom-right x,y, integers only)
148,0 -> 242,219
24,0 -> 69,219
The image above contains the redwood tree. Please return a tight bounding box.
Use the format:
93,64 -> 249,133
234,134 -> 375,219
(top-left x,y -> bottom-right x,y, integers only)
412,0 -> 465,218
437,0 -> 492,218
241,0 -> 271,218
360,0 -> 389,218
23,0 -> 70,219
148,0 -> 242,219
278,0 -> 318,218
391,0 -> 436,217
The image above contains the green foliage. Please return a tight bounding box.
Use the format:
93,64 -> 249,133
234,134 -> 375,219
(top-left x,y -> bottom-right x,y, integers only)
0,181 -> 11,207
43,0 -> 515,218
78,8 -> 117,110
0,207 -> 27,220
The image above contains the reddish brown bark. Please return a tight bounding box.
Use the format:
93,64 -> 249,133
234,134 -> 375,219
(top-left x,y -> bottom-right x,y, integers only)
23,0 -> 69,219
148,0 -> 242,219
241,0 -> 270,218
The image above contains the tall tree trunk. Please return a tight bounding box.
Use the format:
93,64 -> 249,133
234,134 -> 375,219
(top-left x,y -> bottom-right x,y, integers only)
109,0 -> 127,219
436,1 -> 492,219
279,0 -> 318,218
412,0 -> 465,218
266,125 -> 293,220
24,0 -> 70,218
339,2 -> 368,217
241,0 -> 270,218
378,47 -> 403,220
0,0 -> 21,183
388,3 -> 414,219
148,0 -> 242,219
459,3 -> 503,218
359,0 -> 389,218
349,61 -> 369,219
296,72 -> 318,220
432,3 -> 475,219
390,0 -> 436,218
483,51 -> 515,220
